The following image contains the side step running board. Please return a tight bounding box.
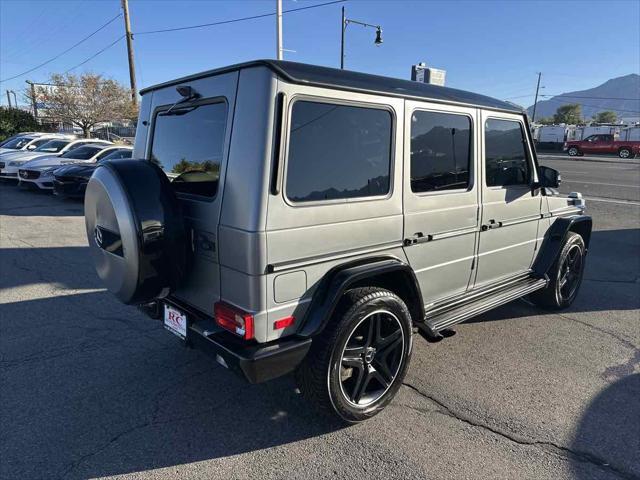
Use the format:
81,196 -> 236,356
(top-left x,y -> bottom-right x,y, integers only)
422,277 -> 548,333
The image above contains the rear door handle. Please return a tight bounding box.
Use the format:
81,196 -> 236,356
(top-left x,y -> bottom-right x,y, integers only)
481,220 -> 502,231
404,232 -> 433,246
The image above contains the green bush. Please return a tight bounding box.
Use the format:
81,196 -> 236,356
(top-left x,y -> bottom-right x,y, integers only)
0,107 -> 39,142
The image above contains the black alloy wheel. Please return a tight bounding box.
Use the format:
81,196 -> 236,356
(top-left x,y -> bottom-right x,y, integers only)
558,243 -> 583,302
295,287 -> 413,423
530,232 -> 586,310
339,310 -> 404,406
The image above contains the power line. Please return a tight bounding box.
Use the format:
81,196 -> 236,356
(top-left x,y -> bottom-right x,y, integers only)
507,93 -> 640,101
0,13 -> 122,83
63,35 -> 126,74
134,0 -> 347,35
540,94 -> 640,101
540,96 -> 640,114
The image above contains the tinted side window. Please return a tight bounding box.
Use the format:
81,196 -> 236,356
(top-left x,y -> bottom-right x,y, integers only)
410,111 -> 471,193
286,101 -> 392,203
150,102 -> 227,197
485,119 -> 530,187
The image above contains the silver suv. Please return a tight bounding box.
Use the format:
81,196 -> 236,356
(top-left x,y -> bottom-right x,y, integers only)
84,60 -> 591,423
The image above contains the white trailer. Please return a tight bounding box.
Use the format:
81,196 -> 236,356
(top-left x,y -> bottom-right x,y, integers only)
539,125 -> 567,143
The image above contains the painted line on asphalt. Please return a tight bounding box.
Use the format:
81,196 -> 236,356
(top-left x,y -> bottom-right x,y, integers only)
584,196 -> 640,206
563,179 -> 640,188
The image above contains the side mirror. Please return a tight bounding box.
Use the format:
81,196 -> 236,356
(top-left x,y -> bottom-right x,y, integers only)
536,165 -> 561,189
27,144 -> 37,150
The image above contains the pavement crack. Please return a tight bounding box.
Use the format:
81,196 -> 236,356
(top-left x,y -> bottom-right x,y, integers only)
401,382 -> 638,480
556,312 -> 639,352
584,277 -> 640,285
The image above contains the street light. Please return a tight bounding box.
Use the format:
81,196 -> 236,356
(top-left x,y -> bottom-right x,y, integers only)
340,6 -> 383,69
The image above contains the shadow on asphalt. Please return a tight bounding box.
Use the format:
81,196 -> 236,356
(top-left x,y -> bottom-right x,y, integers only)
0,181 -> 84,217
571,374 -> 640,478
0,246 -> 94,290
468,228 -> 640,324
1,289 -> 345,479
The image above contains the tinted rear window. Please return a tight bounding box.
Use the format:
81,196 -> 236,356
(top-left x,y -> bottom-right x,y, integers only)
150,101 -> 227,197
61,146 -> 103,159
100,149 -> 132,161
410,111 -> 472,193
286,101 -> 392,203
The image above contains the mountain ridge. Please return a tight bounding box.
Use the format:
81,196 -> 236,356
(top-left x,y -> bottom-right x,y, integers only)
526,73 -> 640,120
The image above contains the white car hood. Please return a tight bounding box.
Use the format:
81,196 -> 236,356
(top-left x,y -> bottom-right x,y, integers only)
0,151 -> 54,164
0,147 -> 23,155
21,155 -> 68,169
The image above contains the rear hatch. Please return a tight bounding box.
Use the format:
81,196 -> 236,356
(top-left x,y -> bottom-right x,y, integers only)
134,71 -> 239,314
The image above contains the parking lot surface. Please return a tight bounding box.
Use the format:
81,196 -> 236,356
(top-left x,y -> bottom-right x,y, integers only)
1,158 -> 639,480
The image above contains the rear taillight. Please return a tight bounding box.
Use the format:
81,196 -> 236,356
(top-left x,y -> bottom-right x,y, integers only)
214,302 -> 254,340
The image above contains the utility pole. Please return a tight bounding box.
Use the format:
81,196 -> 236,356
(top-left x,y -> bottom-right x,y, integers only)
121,0 -> 138,106
6,90 -> 12,108
531,72 -> 542,124
276,0 -> 283,60
26,81 -> 38,120
340,6 -> 346,69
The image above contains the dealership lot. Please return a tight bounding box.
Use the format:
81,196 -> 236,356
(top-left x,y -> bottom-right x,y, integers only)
1,158 -> 638,479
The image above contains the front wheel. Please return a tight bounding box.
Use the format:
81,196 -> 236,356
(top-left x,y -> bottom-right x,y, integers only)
567,147 -> 580,157
295,288 -> 413,423
530,232 -> 586,309
618,148 -> 632,159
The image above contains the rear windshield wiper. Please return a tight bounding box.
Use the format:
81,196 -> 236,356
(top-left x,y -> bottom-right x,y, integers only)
159,106 -> 197,117
160,86 -> 200,116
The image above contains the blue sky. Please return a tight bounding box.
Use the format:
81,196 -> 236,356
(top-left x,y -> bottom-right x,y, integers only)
1,0 -> 639,109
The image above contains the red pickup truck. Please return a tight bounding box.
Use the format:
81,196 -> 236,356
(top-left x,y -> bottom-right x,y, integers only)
564,134 -> 640,158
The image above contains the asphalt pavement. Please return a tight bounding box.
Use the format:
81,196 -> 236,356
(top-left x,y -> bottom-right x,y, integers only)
1,159 -> 638,480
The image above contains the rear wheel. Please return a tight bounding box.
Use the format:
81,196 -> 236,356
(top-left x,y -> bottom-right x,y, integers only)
530,232 -> 586,309
295,288 -> 412,423
618,148 -> 632,159
568,147 -> 580,157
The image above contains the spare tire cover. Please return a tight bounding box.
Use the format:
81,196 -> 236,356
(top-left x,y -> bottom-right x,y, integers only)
84,159 -> 188,304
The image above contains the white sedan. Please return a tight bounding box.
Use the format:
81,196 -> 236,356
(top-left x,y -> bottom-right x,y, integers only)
18,144 -> 123,190
0,138 -> 112,180
0,133 -> 70,155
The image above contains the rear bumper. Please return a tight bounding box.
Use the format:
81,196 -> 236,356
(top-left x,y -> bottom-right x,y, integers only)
163,298 -> 312,384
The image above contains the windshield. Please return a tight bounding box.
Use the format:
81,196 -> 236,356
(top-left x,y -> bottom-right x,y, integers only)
61,146 -> 103,160
99,149 -> 132,162
34,139 -> 70,153
2,136 -> 33,149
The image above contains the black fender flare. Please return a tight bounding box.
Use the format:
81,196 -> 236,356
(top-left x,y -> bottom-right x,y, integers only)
532,215 -> 592,277
296,256 -> 424,338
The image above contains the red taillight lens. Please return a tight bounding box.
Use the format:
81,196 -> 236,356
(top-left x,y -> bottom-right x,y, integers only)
214,302 -> 254,340
273,316 -> 295,330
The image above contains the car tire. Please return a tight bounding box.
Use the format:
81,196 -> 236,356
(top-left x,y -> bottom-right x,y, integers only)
530,232 -> 586,310
618,148 -> 632,159
295,287 -> 413,423
567,147 -> 579,157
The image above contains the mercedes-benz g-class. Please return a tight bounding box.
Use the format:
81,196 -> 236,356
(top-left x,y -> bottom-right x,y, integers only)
84,60 -> 591,422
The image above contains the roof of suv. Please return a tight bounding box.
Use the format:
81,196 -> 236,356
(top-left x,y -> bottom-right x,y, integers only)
140,59 -> 522,114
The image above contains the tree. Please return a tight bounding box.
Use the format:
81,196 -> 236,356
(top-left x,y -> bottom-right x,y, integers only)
0,107 -> 39,142
35,73 -> 137,138
553,104 -> 582,125
594,111 -> 617,124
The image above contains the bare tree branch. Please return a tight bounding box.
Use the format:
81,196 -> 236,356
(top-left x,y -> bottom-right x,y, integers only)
36,73 -> 137,137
